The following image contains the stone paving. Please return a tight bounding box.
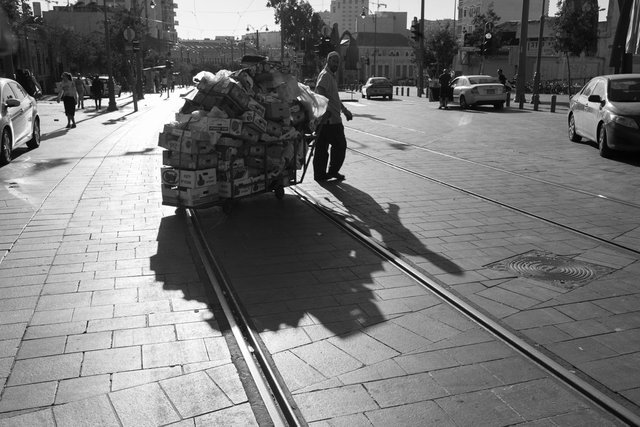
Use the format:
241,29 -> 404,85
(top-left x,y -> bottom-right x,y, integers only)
0,94 -> 259,426
0,91 -> 635,426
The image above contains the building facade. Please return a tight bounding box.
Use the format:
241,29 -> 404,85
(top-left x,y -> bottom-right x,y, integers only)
329,0 -> 369,34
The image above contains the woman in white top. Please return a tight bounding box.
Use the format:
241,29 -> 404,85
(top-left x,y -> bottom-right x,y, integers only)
56,72 -> 78,128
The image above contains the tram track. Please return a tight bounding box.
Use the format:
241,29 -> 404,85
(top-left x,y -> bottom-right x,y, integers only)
185,183 -> 640,426
181,124 -> 640,425
346,126 -> 640,212
344,127 -> 640,257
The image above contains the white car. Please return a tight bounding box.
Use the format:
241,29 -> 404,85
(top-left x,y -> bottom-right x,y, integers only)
450,74 -> 508,109
1,77 -> 41,165
361,77 -> 393,100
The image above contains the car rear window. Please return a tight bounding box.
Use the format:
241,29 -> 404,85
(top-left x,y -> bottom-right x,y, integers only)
608,78 -> 640,102
370,78 -> 390,85
468,77 -> 500,84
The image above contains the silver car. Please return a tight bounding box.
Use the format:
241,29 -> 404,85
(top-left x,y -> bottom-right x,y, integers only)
450,75 -> 508,109
1,77 -> 41,165
568,74 -> 640,158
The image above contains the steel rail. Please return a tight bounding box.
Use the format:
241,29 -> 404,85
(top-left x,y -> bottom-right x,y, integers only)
345,145 -> 640,257
185,209 -> 303,427
346,126 -> 640,211
291,186 -> 640,427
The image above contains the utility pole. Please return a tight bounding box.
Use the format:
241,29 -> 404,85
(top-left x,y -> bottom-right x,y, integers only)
103,0 -> 117,111
418,0 -> 425,96
515,0 -> 529,107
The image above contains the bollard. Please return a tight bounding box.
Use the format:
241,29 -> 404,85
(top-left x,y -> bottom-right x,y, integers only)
533,94 -> 539,111
396,87 -> 398,95
407,88 -> 410,97
506,94 -> 510,107
550,95 -> 557,113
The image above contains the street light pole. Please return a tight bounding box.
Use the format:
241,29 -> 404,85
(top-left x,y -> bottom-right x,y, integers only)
362,2 -> 387,77
103,0 -> 117,111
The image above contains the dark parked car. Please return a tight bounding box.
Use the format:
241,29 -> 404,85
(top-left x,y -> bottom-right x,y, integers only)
1,77 -> 40,165
568,74 -> 640,157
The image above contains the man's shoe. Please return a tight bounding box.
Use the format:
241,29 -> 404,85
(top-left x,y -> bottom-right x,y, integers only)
314,175 -> 328,182
328,172 -> 345,181
71,124 -> 76,128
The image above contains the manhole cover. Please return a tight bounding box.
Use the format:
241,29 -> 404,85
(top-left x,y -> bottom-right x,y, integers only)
486,250 -> 615,289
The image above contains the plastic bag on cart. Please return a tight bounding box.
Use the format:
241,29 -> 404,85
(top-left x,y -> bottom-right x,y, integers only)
192,70 -> 233,91
297,84 -> 328,130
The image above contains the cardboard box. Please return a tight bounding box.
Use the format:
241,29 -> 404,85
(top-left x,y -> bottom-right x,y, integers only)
263,102 -> 289,120
249,144 -> 266,156
265,120 -> 283,137
161,184 -> 219,207
158,132 -> 219,154
241,110 -> 267,132
218,178 -> 265,198
247,98 -> 266,117
162,150 -> 219,170
217,137 -> 244,148
217,157 -> 244,172
205,118 -> 243,137
239,125 -> 261,144
212,79 -> 250,108
161,167 -> 217,189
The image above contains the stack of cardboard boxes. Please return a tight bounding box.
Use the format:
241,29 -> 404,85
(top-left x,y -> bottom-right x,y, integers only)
159,64 -> 311,208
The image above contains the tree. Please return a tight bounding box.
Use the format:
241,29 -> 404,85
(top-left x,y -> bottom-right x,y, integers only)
424,23 -> 458,74
553,0 -> 598,94
266,0 -> 326,76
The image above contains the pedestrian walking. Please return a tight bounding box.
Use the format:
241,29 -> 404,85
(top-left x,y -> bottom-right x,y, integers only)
74,74 -> 85,109
438,68 -> 451,109
56,72 -> 78,128
161,75 -> 168,97
91,75 -> 103,110
313,51 -> 353,182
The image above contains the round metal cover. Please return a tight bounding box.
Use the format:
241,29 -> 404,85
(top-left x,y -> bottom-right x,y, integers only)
487,251 -> 615,289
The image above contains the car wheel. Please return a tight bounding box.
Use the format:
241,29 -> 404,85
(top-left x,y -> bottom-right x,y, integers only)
366,94 -> 371,100
118,90 -> 121,97
598,124 -> 613,158
27,118 -> 41,149
494,102 -> 503,109
460,95 -> 468,109
361,93 -> 365,98
568,114 -> 581,142
1,129 -> 12,166
388,94 -> 393,100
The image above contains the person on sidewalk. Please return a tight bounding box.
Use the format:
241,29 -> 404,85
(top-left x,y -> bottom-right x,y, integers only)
74,74 -> 85,109
438,68 -> 451,109
91,75 -> 103,110
56,72 -> 78,128
313,51 -> 353,182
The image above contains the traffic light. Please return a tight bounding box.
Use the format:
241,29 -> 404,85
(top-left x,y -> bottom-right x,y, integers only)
482,22 -> 493,55
132,40 -> 140,52
165,59 -> 173,68
410,20 -> 421,42
366,57 -> 370,66
314,37 -> 334,58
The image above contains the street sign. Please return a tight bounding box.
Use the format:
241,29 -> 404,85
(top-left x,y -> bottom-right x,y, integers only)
124,27 -> 136,42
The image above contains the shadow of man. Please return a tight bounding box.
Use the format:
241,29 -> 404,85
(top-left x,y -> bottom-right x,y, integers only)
318,181 -> 463,276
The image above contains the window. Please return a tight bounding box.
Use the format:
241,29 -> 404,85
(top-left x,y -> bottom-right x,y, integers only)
591,80 -> 605,99
581,79 -> 597,97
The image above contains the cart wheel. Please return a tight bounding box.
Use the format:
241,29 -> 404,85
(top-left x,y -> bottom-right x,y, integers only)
274,185 -> 285,200
175,207 -> 186,217
222,199 -> 233,214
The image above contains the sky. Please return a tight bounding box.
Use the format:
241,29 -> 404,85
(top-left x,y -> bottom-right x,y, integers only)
174,0 -> 460,40
28,0 -> 608,40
